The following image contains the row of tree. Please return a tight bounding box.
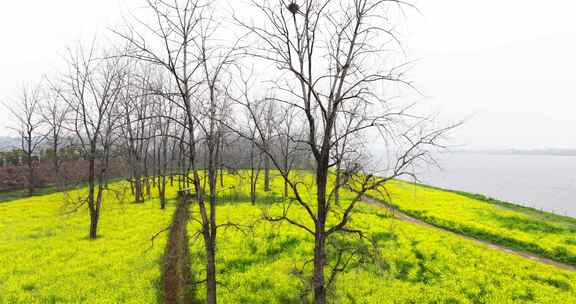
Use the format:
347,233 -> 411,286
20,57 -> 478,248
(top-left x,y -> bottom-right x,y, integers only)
3,1 -> 456,303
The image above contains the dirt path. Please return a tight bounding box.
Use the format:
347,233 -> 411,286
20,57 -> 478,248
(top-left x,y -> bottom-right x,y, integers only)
361,196 -> 576,271
163,196 -> 195,304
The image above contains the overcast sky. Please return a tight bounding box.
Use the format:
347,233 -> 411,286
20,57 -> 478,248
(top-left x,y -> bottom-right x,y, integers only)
0,0 -> 574,149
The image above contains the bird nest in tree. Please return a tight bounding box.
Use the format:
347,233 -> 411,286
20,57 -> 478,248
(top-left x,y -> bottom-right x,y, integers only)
287,2 -> 300,15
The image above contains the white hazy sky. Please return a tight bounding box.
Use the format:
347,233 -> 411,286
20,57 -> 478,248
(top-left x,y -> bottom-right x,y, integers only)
0,0 -> 574,149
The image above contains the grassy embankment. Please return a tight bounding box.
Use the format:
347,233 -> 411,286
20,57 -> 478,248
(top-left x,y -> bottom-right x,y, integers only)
366,180 -> 576,265
1,171 -> 576,303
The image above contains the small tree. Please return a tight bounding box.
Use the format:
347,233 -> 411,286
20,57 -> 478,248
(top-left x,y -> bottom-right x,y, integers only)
276,103 -> 306,198
5,84 -> 46,196
151,77 -> 176,209
41,82 -> 70,191
118,62 -> 153,203
245,105 -> 263,204
59,43 -> 127,239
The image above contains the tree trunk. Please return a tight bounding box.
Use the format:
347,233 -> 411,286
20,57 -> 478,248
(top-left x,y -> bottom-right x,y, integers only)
206,150 -> 218,304
27,161 -> 34,196
251,181 -> 257,205
250,168 -> 257,205
88,157 -> 98,239
53,139 -> 63,191
206,238 -> 217,304
129,178 -> 135,195
159,138 -> 168,210
194,169 -> 218,304
144,147 -> 151,199
134,177 -> 143,203
313,230 -> 326,304
159,175 -> 166,209
219,167 -> 224,187
89,208 -> 99,239
314,166 -> 329,304
264,156 -> 270,192
145,176 -> 151,199
93,179 -> 105,239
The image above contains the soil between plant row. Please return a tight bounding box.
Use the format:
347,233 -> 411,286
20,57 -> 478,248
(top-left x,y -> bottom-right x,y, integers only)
162,196 -> 195,304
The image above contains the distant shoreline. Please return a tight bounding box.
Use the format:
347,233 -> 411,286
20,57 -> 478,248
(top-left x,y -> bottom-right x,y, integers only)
405,179 -> 576,220
445,149 -> 576,157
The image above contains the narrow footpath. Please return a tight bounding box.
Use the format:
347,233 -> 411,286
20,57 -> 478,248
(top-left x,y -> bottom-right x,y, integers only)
361,196 -> 576,272
163,194 -> 195,304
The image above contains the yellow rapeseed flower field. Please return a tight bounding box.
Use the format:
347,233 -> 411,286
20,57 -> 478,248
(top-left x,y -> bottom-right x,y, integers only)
1,172 -> 575,303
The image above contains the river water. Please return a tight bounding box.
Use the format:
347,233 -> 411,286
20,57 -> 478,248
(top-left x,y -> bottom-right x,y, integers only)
413,153 -> 576,217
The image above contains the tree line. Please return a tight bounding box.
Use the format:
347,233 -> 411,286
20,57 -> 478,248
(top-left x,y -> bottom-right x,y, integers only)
2,1 -> 457,303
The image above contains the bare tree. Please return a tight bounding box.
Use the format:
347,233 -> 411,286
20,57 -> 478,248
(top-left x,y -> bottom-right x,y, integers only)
234,1 -> 457,302
332,101 -> 365,205
115,1 -> 240,302
193,14 -> 239,303
155,108 -> 174,209
260,98 -> 276,192
59,43 -> 127,239
245,105 -> 263,204
118,62 -> 153,203
276,103 -> 306,198
5,84 -> 46,196
42,82 -> 70,191
151,75 -> 176,209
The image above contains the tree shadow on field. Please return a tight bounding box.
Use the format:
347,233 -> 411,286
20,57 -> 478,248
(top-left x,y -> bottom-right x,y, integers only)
224,235 -> 303,273
0,186 -> 60,203
218,232 -> 305,303
0,178 -> 125,204
217,190 -> 285,205
393,240 -> 441,284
